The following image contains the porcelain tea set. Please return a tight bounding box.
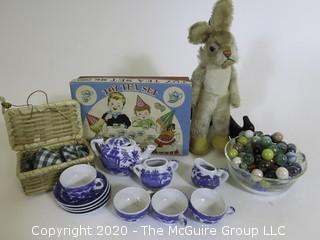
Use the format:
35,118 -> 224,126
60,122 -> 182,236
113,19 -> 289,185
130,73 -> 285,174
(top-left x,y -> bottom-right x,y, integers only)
53,136 -> 234,224
53,164 -> 111,214
113,187 -> 235,225
90,136 -> 156,176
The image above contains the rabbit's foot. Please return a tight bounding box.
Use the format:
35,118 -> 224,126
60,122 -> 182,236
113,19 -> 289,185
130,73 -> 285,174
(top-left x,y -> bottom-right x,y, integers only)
190,136 -> 210,155
211,134 -> 229,153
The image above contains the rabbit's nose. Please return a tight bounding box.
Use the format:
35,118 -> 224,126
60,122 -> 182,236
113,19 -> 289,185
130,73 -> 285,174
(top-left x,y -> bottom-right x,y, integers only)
223,50 -> 232,58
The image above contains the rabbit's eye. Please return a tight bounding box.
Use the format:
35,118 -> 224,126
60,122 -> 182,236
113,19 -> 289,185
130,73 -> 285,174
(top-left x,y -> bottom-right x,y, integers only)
209,46 -> 216,52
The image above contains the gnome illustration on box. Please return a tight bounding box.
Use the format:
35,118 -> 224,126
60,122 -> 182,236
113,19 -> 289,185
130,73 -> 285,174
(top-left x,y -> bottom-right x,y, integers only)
154,110 -> 179,154
132,95 -> 156,129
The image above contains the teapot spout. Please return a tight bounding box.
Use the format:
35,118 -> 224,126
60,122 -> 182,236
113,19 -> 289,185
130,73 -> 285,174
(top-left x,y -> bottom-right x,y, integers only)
139,145 -> 156,162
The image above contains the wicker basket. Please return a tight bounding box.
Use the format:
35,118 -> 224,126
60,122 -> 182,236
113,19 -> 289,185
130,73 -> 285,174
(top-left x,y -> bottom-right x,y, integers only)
2,99 -> 94,195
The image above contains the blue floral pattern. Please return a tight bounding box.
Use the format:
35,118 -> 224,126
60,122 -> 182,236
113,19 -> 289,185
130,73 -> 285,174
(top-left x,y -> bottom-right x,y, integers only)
191,167 -> 220,189
54,171 -> 110,206
189,203 -> 235,224
189,203 -> 222,224
92,137 -> 155,176
100,142 -> 141,175
108,137 -> 130,146
140,167 -> 172,188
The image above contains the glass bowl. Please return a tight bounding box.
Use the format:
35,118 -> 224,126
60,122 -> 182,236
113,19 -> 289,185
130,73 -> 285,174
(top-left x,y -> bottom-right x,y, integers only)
224,138 -> 307,195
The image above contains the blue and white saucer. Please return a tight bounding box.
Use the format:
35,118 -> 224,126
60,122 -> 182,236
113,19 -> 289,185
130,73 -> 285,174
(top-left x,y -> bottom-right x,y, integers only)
57,186 -> 111,214
53,171 -> 111,213
59,183 -> 111,209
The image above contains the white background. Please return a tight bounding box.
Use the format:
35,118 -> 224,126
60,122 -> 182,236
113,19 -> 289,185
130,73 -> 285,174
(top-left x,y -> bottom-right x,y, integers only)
0,0 -> 319,239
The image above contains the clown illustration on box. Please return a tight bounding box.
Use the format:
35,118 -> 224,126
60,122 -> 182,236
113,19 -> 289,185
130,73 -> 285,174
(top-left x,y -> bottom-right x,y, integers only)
131,95 -> 156,129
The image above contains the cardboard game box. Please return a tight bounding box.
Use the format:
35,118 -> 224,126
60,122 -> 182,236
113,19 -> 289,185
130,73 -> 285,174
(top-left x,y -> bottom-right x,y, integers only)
70,76 -> 192,155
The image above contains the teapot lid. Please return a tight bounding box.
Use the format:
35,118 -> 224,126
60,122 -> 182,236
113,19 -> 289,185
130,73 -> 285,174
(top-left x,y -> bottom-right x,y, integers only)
107,137 -> 132,147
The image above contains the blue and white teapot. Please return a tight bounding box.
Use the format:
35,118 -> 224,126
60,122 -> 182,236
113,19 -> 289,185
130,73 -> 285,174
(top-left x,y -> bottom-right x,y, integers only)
91,137 -> 156,175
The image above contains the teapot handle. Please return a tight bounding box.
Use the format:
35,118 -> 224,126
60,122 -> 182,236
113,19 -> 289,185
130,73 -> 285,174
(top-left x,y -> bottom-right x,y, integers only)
133,164 -> 143,178
90,138 -> 104,157
217,168 -> 229,184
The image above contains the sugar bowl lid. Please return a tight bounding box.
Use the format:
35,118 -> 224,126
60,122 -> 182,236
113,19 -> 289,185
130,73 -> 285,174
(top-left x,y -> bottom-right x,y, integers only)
106,136 -> 132,147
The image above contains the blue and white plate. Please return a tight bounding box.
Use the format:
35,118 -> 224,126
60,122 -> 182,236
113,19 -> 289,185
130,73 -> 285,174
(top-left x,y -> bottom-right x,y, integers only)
55,183 -> 111,210
57,188 -> 111,214
62,197 -> 109,214
54,171 -> 111,212
56,185 -> 111,210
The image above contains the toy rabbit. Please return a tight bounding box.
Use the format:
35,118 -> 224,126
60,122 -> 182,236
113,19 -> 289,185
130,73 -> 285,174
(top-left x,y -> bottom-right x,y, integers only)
189,0 -> 240,154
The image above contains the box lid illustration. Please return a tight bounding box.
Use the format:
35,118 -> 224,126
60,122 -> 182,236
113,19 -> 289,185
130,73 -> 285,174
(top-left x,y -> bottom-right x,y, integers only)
70,76 -> 191,155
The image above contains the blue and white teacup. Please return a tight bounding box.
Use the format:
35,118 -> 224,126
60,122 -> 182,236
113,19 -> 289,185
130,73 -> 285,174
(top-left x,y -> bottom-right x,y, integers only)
191,158 -> 229,189
189,188 -> 235,224
59,164 -> 104,201
151,188 -> 188,226
113,187 -> 151,222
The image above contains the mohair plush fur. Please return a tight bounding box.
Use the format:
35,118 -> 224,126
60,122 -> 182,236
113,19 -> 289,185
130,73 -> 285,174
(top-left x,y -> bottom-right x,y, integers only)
189,0 -> 240,155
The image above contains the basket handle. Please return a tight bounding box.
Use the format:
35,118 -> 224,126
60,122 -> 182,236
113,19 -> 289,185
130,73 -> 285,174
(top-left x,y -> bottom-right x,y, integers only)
1,90 -> 51,118
26,90 -> 49,119
26,90 -> 49,106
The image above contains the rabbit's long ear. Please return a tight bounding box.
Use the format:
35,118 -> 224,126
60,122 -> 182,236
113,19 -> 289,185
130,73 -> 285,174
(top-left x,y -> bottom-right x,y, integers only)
188,21 -> 212,44
210,0 -> 233,31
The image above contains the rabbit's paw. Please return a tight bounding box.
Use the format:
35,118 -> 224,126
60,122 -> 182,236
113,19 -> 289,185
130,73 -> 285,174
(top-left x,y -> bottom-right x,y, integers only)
190,136 -> 210,155
211,135 -> 229,153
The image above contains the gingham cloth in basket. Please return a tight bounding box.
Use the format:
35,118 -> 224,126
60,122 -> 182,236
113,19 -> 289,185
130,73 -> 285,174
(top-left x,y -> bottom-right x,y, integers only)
60,144 -> 89,161
26,144 -> 89,170
32,148 -> 63,169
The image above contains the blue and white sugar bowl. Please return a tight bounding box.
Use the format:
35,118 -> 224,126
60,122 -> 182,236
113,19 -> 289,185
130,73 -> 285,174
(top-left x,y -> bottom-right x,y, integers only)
191,158 -> 229,189
151,188 -> 188,226
90,136 -> 156,175
133,157 -> 179,189
113,187 -> 151,222
189,188 -> 235,224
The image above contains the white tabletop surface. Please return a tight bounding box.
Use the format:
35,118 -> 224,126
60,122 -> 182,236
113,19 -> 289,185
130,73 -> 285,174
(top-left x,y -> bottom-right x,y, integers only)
1,0 -> 320,239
